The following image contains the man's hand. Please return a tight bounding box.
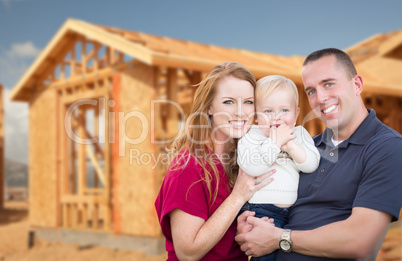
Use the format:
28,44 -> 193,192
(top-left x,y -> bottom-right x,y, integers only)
235,215 -> 282,257
236,211 -> 255,235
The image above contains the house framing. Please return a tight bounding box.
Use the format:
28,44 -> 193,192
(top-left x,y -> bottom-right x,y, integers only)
9,19 -> 402,253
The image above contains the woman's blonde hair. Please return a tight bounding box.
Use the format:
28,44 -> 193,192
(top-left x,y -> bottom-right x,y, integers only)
169,62 -> 256,202
255,75 -> 299,107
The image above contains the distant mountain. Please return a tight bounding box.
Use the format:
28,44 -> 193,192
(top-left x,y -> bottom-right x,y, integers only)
4,158 -> 28,187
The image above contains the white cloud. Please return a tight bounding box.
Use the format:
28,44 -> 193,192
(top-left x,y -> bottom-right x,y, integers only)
0,41 -> 41,88
0,0 -> 24,8
3,88 -> 29,164
0,42 -> 40,164
7,42 -> 41,58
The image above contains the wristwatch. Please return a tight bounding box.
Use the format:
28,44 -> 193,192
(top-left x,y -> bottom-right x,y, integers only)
279,229 -> 292,252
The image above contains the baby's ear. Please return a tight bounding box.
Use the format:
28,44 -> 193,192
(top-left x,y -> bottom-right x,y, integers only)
295,107 -> 300,119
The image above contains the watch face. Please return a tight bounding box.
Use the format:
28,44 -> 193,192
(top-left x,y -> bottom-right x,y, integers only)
280,239 -> 292,252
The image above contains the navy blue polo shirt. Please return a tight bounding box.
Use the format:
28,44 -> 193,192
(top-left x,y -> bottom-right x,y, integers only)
277,109 -> 402,261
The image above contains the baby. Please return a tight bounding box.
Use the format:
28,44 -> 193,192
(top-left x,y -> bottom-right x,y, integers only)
237,75 -> 320,261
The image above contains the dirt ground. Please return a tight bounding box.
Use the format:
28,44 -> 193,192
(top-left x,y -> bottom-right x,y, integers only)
0,201 -> 167,261
0,201 -> 400,261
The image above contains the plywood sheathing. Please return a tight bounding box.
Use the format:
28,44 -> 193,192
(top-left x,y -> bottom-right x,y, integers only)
57,74 -> 113,232
114,60 -> 160,236
0,84 -> 3,208
112,72 -> 122,234
29,87 -> 58,227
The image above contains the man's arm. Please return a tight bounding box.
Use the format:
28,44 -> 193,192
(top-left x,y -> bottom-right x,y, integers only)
236,207 -> 392,258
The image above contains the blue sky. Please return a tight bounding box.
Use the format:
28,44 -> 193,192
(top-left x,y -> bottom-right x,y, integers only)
0,0 -> 401,163
1,0 -> 402,88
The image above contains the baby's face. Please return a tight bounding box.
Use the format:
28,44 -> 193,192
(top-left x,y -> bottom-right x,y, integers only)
256,87 -> 300,133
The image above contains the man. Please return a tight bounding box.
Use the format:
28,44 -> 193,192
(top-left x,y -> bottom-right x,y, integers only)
235,48 -> 402,260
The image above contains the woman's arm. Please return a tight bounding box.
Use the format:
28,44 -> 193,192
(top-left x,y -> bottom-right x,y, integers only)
170,168 -> 275,260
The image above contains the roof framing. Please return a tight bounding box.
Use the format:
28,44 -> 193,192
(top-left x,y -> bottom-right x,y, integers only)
9,19 -> 402,101
10,19 -> 303,101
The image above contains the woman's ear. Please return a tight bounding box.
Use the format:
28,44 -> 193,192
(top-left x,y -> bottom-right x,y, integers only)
208,107 -> 212,116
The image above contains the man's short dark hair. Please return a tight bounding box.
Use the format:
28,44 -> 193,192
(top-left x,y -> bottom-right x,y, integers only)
303,48 -> 357,80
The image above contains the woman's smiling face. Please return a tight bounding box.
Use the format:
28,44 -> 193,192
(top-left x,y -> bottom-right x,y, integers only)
208,76 -> 255,142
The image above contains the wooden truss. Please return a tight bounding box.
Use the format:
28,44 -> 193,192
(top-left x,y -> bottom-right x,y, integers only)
42,34 -> 205,232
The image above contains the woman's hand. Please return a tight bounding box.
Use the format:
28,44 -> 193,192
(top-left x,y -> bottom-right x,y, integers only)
169,168 -> 275,260
231,168 -> 276,204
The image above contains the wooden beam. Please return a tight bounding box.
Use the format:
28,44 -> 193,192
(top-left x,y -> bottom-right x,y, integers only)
53,60 -> 134,93
77,107 -> 86,196
70,19 -> 154,64
111,72 -> 121,234
94,105 -> 100,188
93,43 -> 101,71
92,204 -> 99,229
60,194 -> 108,204
86,145 -> 106,186
166,68 -> 180,139
9,20 -> 80,101
71,47 -> 76,77
82,39 -> 87,74
151,52 -> 302,83
83,188 -> 105,195
61,85 -> 109,105
103,77 -> 111,231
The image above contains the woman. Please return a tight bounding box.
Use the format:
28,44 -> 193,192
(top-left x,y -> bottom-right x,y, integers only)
155,62 -> 275,261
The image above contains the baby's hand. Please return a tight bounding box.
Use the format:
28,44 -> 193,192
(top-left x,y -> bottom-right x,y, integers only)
258,123 -> 270,138
261,216 -> 276,226
281,139 -> 297,153
270,125 -> 296,148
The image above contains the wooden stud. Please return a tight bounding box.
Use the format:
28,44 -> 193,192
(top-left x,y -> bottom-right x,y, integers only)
103,77 -> 112,231
82,203 -> 89,228
92,204 -> 98,229
93,43 -> 100,71
77,106 -> 86,196
70,47 -> 76,77
62,203 -> 68,228
111,72 -> 121,234
94,105 -> 100,188
166,68 -> 179,138
85,145 -> 105,186
81,39 -> 87,74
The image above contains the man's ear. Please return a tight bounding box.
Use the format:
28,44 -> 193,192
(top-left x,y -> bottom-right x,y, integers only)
353,75 -> 364,96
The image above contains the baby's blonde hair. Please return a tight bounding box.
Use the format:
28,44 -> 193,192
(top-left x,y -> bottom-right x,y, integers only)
255,75 -> 299,107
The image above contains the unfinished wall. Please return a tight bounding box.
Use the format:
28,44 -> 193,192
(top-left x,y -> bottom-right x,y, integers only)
113,60 -> 161,237
29,87 -> 57,227
0,85 -> 3,208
